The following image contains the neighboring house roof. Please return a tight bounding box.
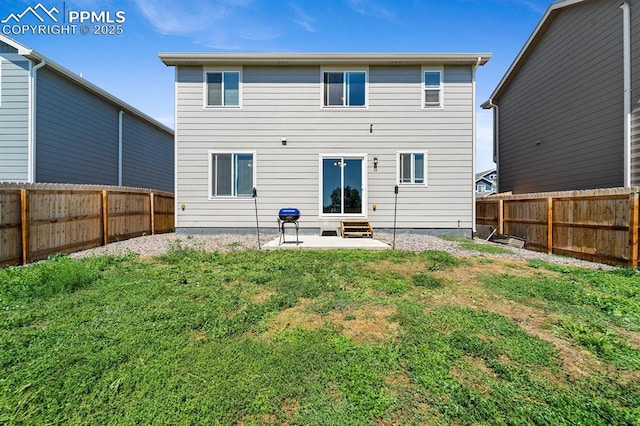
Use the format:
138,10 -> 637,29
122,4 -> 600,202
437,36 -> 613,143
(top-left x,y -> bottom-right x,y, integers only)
481,0 -> 587,108
0,34 -> 173,135
476,177 -> 495,186
475,168 -> 496,181
159,52 -> 492,66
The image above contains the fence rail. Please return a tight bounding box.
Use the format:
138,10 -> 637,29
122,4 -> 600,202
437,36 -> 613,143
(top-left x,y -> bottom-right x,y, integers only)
0,183 -> 174,267
476,189 -> 640,267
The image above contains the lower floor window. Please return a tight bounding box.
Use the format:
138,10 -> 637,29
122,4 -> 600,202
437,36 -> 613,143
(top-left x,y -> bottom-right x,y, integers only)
398,152 -> 426,185
210,152 -> 254,197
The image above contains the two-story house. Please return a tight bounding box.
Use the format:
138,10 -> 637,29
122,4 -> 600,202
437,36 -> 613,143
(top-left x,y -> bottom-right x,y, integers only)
482,0 -> 640,194
0,35 -> 174,192
475,168 -> 496,196
159,53 -> 491,236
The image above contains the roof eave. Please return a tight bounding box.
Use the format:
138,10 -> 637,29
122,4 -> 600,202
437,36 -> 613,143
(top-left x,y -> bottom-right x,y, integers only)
0,35 -> 173,135
158,53 -> 492,67
482,0 -> 586,106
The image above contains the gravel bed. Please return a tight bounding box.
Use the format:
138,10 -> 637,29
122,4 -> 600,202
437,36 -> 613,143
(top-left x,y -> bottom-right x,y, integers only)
71,231 -> 616,270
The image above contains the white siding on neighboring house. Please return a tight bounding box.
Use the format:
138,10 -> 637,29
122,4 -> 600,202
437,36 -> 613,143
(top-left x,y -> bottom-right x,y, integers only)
174,63 -> 476,233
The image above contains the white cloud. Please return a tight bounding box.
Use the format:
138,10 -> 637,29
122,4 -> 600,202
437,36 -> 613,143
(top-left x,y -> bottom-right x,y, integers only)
134,0 -> 280,49
133,0 -> 231,35
291,4 -> 316,33
346,0 -> 394,21
514,0 -> 547,14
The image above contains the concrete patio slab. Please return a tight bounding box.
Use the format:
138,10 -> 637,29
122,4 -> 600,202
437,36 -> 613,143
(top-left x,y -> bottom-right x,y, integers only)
263,235 -> 390,250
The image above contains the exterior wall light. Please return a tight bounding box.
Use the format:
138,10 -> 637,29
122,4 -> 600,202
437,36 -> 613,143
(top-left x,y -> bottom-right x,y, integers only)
373,157 -> 378,171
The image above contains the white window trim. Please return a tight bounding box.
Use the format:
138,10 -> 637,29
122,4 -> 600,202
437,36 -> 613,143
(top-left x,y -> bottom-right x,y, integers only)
0,59 -> 3,108
318,153 -> 368,218
396,151 -> 428,186
208,150 -> 256,200
203,66 -> 243,109
320,66 -> 369,109
422,66 -> 443,110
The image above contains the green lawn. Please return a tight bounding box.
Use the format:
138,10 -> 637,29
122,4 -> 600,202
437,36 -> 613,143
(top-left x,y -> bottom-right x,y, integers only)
1,245 -> 639,425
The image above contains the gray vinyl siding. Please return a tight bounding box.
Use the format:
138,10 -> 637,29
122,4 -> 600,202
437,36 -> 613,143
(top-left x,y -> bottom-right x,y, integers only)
0,57 -> 29,182
175,64 -> 474,231
631,0 -> 640,185
122,113 -> 174,192
35,67 -> 119,185
0,44 -> 18,53
497,0 -> 624,193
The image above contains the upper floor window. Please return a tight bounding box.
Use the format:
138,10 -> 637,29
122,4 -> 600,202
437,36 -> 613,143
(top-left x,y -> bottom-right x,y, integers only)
323,70 -> 366,107
422,68 -> 443,108
398,152 -> 427,185
205,69 -> 240,107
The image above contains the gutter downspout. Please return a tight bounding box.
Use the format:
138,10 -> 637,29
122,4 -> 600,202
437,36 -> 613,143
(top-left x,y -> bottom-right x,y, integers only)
472,57 -> 482,235
118,110 -> 123,186
29,58 -> 46,182
487,99 -> 500,193
622,2 -> 632,187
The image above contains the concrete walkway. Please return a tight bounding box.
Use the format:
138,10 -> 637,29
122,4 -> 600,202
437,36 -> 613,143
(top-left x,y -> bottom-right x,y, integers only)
263,235 -> 390,250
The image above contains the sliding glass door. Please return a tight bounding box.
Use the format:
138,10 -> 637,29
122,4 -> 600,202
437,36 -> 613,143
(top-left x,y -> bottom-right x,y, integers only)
321,156 -> 364,215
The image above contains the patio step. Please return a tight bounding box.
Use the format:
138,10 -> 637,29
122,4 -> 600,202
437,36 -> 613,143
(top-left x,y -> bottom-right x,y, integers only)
341,220 -> 373,238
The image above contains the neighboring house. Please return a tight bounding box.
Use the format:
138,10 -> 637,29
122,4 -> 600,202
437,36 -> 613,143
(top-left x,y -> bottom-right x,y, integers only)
0,35 -> 174,192
475,169 -> 496,196
482,0 -> 640,194
160,52 -> 491,236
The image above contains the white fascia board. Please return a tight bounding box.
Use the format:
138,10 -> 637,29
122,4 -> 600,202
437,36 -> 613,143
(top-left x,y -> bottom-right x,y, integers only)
159,53 -> 492,67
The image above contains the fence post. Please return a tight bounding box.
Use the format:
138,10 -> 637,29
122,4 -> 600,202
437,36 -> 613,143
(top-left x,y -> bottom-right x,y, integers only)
150,192 -> 155,235
547,197 -> 553,254
102,190 -> 109,246
629,192 -> 639,268
498,199 -> 504,235
20,189 -> 29,265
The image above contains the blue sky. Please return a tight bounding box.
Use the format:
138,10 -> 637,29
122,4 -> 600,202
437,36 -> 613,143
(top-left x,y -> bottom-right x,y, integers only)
2,0 -> 551,172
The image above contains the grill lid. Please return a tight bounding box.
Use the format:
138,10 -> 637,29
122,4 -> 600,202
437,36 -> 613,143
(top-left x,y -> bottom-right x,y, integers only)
279,207 -> 300,221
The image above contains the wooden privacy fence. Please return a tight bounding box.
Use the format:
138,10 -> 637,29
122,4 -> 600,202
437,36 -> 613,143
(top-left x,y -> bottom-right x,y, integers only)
477,189 -> 640,267
0,184 -> 174,267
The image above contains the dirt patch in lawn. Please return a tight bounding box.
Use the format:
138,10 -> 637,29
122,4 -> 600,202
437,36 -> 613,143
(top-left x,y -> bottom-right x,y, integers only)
427,259 -> 631,380
261,299 -> 398,343
370,260 -> 430,278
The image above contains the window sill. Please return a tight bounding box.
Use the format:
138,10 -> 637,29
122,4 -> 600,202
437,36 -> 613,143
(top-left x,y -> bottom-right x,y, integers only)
319,213 -> 368,219
208,196 -> 254,200
321,105 -> 368,109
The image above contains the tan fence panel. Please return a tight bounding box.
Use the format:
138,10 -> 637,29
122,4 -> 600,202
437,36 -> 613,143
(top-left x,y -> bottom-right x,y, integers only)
108,191 -> 152,241
0,190 -> 22,267
476,200 -> 498,226
153,194 -> 175,234
28,190 -> 103,262
0,183 -> 174,267
504,198 -> 548,253
477,188 -> 640,267
553,196 -> 631,265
